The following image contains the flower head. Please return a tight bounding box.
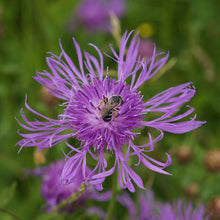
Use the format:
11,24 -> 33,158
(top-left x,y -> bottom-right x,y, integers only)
156,200 -> 209,220
119,190 -> 210,220
17,31 -> 205,192
27,160 -> 111,213
27,160 -> 90,212
74,0 -> 125,32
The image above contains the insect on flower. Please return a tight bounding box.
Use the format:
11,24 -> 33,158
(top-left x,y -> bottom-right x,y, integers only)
16,31 -> 205,192
98,95 -> 123,122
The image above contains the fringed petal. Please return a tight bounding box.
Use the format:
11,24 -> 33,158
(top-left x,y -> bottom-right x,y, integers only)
144,82 -> 196,113
16,97 -> 75,151
117,157 -> 145,192
87,43 -> 104,80
132,49 -> 169,90
142,115 -> 206,134
129,140 -> 172,175
61,151 -> 86,184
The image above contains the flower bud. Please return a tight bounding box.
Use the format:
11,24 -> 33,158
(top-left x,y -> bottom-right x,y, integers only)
34,148 -> 46,166
184,183 -> 199,198
176,145 -> 192,164
40,87 -> 58,108
204,149 -> 220,172
206,197 -> 220,220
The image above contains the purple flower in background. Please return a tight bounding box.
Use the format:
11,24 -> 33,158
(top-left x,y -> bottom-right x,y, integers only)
155,200 -> 210,220
138,38 -> 155,60
119,191 -> 210,220
27,160 -> 90,212
75,0 -> 125,32
28,160 -> 111,213
17,31 -> 205,192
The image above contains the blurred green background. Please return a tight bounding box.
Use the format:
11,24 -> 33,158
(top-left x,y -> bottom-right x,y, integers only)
0,0 -> 220,219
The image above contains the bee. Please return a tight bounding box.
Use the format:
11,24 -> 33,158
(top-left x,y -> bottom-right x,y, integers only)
98,95 -> 123,122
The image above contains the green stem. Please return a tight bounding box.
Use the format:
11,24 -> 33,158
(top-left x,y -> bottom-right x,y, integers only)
0,208 -> 22,220
52,182 -> 86,212
105,168 -> 118,220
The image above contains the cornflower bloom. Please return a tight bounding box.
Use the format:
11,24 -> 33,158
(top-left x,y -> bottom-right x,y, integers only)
74,0 -> 125,32
118,191 -> 210,220
155,200 -> 210,220
27,160 -> 90,212
27,160 -> 111,213
16,31 -> 205,192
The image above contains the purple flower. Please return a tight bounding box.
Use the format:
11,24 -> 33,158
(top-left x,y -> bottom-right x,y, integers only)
119,191 -> 210,220
75,0 -> 125,32
27,160 -> 90,212
27,160 -> 111,213
138,38 -> 155,60
155,200 -> 209,220
16,31 -> 205,192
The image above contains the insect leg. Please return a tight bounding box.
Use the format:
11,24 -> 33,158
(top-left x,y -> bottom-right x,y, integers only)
97,96 -> 108,108
112,107 -> 119,120
103,95 -> 108,104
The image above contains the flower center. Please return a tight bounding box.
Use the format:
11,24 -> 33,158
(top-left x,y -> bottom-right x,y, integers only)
65,78 -> 145,150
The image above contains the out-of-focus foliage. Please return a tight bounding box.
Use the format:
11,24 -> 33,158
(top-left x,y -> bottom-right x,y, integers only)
0,0 -> 219,219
